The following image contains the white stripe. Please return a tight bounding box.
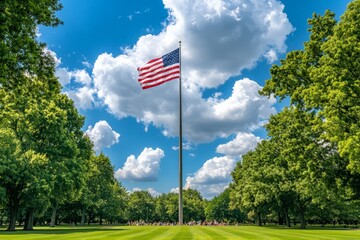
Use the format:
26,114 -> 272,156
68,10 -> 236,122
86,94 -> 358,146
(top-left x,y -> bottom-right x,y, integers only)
141,73 -> 180,88
139,66 -> 180,84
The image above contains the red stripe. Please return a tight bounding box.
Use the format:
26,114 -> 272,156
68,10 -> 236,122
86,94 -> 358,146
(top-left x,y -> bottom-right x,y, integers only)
137,58 -> 162,71
139,69 -> 180,85
142,76 -> 180,89
138,65 -> 180,81
141,72 -> 180,87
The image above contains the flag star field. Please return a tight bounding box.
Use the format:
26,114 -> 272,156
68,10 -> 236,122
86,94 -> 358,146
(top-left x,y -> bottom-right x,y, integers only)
39,0 -> 351,199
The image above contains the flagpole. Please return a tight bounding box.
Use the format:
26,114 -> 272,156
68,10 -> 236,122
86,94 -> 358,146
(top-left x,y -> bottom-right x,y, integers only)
178,41 -> 183,226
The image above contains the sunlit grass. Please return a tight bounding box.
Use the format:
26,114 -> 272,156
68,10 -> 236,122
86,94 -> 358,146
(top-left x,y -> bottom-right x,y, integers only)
0,225 -> 359,240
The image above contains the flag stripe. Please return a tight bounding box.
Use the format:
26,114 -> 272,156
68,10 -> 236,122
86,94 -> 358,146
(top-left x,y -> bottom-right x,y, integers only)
137,58 -> 163,72
142,75 -> 180,89
138,64 -> 180,82
141,70 -> 180,86
137,48 -> 180,90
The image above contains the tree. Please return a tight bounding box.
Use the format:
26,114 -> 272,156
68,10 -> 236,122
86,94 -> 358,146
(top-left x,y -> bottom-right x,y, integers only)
309,0 -> 360,173
126,190 -> 155,223
0,0 -> 63,231
206,188 -> 244,223
0,0 -> 62,88
266,107 -> 344,228
183,189 -> 206,223
81,153 -> 121,225
230,140 -> 277,226
260,1 -> 360,174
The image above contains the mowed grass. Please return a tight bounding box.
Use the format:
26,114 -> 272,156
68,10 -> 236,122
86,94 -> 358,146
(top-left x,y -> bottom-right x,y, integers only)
0,225 -> 359,240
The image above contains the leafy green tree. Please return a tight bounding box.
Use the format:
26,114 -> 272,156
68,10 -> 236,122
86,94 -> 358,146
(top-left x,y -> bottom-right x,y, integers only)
0,127 -> 48,231
126,190 -> 155,222
0,0 -> 64,231
308,0 -> 360,173
206,188 -> 244,223
26,94 -> 87,227
81,153 -> 127,225
266,107 -> 344,228
0,0 -> 62,88
230,141 -> 276,226
163,192 -> 178,223
102,181 -> 127,224
155,194 -> 169,222
261,1 -> 360,174
183,189 -> 205,223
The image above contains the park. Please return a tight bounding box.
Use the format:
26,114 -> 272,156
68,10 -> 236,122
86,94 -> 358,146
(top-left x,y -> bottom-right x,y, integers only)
1,0 -> 360,239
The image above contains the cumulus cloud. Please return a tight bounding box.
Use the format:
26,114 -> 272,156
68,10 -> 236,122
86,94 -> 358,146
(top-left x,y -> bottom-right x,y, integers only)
185,132 -> 261,198
216,132 -> 261,158
66,86 -> 96,110
56,67 -> 72,86
92,0 -> 290,142
94,71 -> 275,142
185,156 -> 235,199
85,120 -> 120,151
170,187 -> 179,194
71,69 -> 92,86
115,147 -> 165,181
47,49 -> 95,110
132,187 -> 162,197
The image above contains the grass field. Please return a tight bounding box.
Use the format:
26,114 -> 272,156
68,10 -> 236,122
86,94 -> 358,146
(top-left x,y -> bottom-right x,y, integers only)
0,225 -> 359,240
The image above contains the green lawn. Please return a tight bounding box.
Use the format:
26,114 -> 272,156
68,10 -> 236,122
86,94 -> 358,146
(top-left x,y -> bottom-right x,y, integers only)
0,225 -> 359,240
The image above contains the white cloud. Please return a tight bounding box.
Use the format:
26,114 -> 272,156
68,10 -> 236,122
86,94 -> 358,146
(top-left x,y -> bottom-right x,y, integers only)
185,156 -> 235,199
132,187 -> 162,197
216,132 -> 261,158
170,187 -> 179,194
172,142 -> 193,151
82,61 -> 92,68
56,67 -> 72,86
85,120 -> 120,151
160,0 -> 293,88
54,65 -> 96,110
94,67 -> 275,142
147,187 -> 162,197
92,0 -> 290,142
66,86 -> 96,110
47,47 -> 96,110
264,49 -> 278,63
71,69 -> 92,86
115,147 -> 165,181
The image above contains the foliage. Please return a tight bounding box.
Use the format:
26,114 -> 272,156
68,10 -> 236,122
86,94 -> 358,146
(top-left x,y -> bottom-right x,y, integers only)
261,1 -> 360,174
205,188 -> 244,223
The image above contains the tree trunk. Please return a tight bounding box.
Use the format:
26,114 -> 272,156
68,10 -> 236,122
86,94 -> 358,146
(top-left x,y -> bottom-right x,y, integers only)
23,208 -> 34,231
50,202 -> 58,227
257,211 -> 262,226
7,205 -> 18,231
87,211 -> 92,225
81,206 -> 86,226
99,212 -> 103,225
284,208 -> 291,227
6,187 -> 20,231
299,210 -> 306,229
297,204 -> 306,229
278,211 -> 284,225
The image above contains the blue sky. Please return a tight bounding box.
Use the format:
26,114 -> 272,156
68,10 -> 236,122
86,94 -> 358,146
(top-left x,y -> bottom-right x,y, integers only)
39,0 -> 351,199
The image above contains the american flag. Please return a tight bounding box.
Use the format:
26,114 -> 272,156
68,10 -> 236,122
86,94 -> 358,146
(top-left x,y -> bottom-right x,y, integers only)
137,48 -> 180,90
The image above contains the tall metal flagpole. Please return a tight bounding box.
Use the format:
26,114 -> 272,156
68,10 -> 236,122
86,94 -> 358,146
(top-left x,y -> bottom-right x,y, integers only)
178,41 -> 183,225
